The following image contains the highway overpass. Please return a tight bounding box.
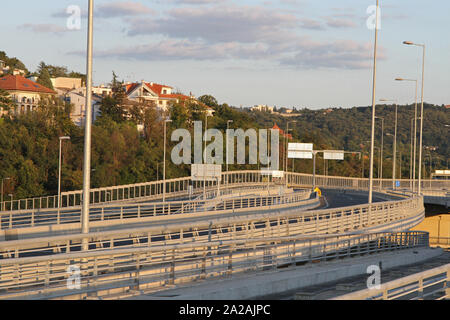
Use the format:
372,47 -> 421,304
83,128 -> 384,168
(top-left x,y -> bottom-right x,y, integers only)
0,171 -> 448,300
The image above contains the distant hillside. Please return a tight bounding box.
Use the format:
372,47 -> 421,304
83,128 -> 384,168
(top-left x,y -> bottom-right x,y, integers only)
241,104 -> 449,178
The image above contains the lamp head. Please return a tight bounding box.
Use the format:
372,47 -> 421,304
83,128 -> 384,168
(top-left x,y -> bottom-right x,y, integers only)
403,41 -> 414,45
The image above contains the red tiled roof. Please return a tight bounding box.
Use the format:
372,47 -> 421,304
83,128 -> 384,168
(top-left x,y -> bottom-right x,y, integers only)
147,83 -> 173,95
272,124 -> 292,139
125,82 -> 173,96
0,74 -> 56,94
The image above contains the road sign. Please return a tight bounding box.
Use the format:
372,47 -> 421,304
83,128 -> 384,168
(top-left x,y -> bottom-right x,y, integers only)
395,181 -> 401,188
288,151 -> 313,159
288,143 -> 314,159
191,164 -> 222,181
323,150 -> 345,160
261,169 -> 284,178
288,143 -> 313,151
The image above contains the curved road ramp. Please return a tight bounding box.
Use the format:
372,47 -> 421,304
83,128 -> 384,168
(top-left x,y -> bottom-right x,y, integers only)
0,171 -> 447,300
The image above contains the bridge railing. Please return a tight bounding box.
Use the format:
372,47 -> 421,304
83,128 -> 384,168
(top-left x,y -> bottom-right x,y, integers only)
0,171 -> 270,212
429,237 -> 450,247
333,262 -> 450,300
0,189 -> 313,231
0,231 -> 429,300
2,170 -> 448,212
0,193 -> 422,259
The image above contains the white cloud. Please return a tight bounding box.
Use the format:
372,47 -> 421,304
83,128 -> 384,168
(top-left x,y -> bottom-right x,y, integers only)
97,1 -> 155,18
19,23 -> 72,34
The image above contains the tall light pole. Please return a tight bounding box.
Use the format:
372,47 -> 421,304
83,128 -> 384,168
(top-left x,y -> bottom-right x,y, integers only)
81,0 -> 94,245
58,136 -> 70,208
375,116 -> 384,183
386,133 -> 396,188
163,119 -> 172,203
368,0 -> 380,204
204,114 -> 212,199
410,117 -> 414,190
380,99 -> 398,189
1,177 -> 11,211
226,120 -> 233,176
285,122 -> 290,173
404,41 -> 426,194
396,78 -> 418,192
8,194 -> 13,211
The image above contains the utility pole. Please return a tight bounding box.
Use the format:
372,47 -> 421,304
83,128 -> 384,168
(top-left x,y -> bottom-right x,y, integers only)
81,0 -> 94,249
368,0 -> 380,204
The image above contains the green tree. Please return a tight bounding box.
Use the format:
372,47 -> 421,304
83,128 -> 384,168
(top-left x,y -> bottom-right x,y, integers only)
198,95 -> 218,108
36,63 -> 54,90
98,72 -> 127,122
0,88 -> 14,114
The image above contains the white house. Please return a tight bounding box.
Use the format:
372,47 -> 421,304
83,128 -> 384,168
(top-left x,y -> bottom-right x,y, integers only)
251,105 -> 274,113
66,88 -> 102,126
124,80 -> 214,116
0,74 -> 56,115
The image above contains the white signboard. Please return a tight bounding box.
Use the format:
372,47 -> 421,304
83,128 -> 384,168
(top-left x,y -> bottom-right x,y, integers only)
288,143 -> 313,151
191,164 -> 222,181
435,170 -> 450,175
288,143 -> 314,159
324,150 -> 345,161
260,169 -> 284,178
288,151 -> 313,159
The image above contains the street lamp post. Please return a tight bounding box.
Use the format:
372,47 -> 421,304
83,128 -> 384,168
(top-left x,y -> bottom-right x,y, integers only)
226,120 -> 233,178
396,78 -> 418,192
386,133 -> 395,188
58,136 -> 71,208
1,177 -> 11,211
284,121 -> 289,172
8,194 -> 13,211
81,0 -> 94,247
380,99 -> 398,189
368,0 -> 380,204
204,114 -> 212,199
285,123 -> 293,187
375,117 -> 384,187
404,41 -> 426,194
410,118 -> 414,190
163,119 -> 172,204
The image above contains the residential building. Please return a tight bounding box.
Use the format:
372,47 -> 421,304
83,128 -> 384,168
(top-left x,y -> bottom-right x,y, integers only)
92,85 -> 112,97
123,80 -> 214,115
0,60 -> 5,75
12,69 -> 26,76
66,89 -> 102,126
251,105 -> 274,113
124,81 -> 189,112
51,77 -> 83,96
0,74 -> 56,115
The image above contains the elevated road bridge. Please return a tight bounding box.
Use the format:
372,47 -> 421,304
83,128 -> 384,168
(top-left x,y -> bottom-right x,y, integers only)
0,171 -> 447,300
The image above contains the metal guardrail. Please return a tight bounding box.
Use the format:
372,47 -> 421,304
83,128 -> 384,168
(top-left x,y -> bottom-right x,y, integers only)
2,170 -> 449,212
0,174 -> 267,211
333,262 -> 450,300
0,194 -> 422,259
430,237 -> 450,247
0,231 -> 429,300
0,190 -> 312,231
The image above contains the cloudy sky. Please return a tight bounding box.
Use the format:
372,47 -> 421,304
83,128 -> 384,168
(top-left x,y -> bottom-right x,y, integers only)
2,0 -> 449,109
